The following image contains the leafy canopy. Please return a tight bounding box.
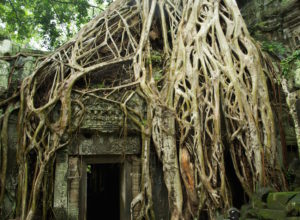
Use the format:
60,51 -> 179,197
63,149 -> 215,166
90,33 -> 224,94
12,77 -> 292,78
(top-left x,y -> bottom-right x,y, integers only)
0,0 -> 108,49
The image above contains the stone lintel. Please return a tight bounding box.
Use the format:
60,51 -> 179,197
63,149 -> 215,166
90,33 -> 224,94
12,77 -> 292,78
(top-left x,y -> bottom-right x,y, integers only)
69,134 -> 141,155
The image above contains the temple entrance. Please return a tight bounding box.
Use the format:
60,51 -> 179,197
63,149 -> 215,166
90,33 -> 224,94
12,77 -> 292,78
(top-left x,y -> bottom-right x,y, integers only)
86,163 -> 120,220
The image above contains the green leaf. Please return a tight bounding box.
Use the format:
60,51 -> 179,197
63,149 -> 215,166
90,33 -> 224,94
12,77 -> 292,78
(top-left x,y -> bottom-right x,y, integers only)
0,0 -> 106,49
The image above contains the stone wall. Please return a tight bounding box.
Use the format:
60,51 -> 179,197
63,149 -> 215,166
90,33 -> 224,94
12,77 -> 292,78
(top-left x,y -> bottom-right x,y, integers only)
0,39 -> 44,97
241,0 -> 300,163
0,38 -> 169,220
241,0 -> 300,50
0,40 -> 43,220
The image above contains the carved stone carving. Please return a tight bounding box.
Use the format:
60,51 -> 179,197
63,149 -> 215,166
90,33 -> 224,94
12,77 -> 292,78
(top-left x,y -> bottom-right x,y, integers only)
73,92 -> 145,133
69,134 -> 141,155
80,101 -> 123,132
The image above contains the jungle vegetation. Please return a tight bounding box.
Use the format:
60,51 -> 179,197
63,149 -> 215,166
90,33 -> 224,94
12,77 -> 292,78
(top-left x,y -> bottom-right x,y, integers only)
0,0 -> 108,48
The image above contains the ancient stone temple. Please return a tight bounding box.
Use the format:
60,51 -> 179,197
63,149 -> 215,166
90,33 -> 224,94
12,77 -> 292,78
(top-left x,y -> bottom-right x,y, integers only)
54,113 -> 151,218
52,93 -> 171,219
0,0 -> 299,219
0,43 -> 169,220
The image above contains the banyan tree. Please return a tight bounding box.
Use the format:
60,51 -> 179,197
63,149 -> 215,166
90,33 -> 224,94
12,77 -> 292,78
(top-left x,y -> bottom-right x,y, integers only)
0,0 -> 288,219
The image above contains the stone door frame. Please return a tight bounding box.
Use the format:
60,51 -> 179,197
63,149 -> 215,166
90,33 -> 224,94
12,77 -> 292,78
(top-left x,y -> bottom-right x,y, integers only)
53,132 -> 141,220
79,155 -> 133,220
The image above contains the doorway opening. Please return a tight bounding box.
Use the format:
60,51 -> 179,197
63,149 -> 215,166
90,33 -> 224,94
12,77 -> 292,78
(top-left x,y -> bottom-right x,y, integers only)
86,163 -> 120,220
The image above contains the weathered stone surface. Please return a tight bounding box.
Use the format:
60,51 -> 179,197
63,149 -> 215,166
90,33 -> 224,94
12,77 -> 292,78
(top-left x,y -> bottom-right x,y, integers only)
121,158 -> 134,220
240,0 -> 300,50
255,208 -> 286,219
53,149 -> 68,219
77,93 -> 145,133
294,68 -> 300,88
288,158 -> 300,190
131,157 -> 141,219
80,101 -> 123,132
0,39 -> 46,56
68,157 -> 80,220
69,134 -> 141,155
267,191 -> 299,209
285,192 -> 300,213
0,40 -> 20,56
278,106 -> 297,146
241,190 -> 300,219
16,56 -> 35,77
0,114 -> 19,220
0,40 -> 38,97
150,148 -> 169,220
11,56 -> 36,88
0,59 -> 10,94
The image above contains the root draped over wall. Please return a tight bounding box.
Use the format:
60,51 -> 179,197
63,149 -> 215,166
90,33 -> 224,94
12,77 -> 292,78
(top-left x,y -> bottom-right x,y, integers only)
0,0 -> 285,219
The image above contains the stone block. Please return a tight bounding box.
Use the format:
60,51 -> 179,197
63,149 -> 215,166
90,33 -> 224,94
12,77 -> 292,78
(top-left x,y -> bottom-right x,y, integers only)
255,208 -> 286,219
267,191 -> 300,210
69,134 -> 141,155
11,56 -> 35,87
285,192 -> 300,213
0,40 -> 13,56
80,102 -> 123,132
53,149 -> 68,219
68,157 -> 80,220
0,59 -> 10,94
294,68 -> 300,88
0,40 -> 21,56
23,60 -> 34,77
74,92 -> 145,133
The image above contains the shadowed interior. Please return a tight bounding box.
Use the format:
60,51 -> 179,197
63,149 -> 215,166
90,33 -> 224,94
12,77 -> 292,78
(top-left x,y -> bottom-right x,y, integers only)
87,164 -> 120,220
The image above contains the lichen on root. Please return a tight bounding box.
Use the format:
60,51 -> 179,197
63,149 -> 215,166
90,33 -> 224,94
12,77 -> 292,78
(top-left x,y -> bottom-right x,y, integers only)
0,0 -> 285,219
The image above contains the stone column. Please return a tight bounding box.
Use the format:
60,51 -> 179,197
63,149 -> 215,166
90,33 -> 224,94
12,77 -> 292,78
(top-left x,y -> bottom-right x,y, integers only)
68,157 -> 80,220
53,148 -> 68,219
131,156 -> 141,219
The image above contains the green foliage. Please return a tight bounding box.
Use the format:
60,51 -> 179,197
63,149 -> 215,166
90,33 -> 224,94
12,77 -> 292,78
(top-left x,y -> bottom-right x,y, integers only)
98,82 -> 105,88
87,164 -> 91,173
0,0 -> 108,49
150,52 -> 162,64
154,69 -> 163,82
142,119 -> 148,126
261,41 -> 287,58
151,51 -> 163,82
281,0 -> 293,7
261,41 -> 299,79
285,168 -> 296,187
280,50 -> 300,77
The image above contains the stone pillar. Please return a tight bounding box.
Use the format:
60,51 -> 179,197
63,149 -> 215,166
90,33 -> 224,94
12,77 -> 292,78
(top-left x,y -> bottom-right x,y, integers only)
68,157 -> 80,220
0,59 -> 10,96
0,114 -> 19,219
120,158 -> 134,219
131,156 -> 141,218
53,148 -> 68,219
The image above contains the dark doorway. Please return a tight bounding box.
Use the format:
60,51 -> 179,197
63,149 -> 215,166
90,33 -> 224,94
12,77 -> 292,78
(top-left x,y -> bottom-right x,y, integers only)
86,163 -> 120,220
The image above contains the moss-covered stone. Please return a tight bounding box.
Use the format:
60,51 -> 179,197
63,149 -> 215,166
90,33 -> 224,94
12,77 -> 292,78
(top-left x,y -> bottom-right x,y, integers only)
240,0 -> 300,50
241,190 -> 300,219
294,68 -> 300,88
11,56 -> 36,87
0,39 -> 21,56
0,59 -> 10,95
267,192 -> 300,209
255,208 -> 286,220
286,192 -> 300,213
